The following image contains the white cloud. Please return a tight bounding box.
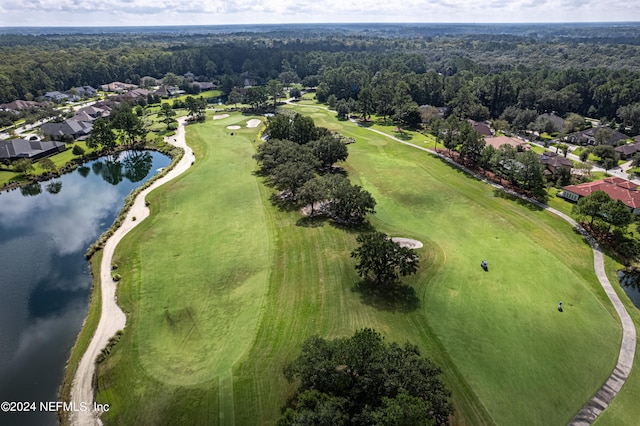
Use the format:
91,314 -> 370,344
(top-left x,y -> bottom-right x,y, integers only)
0,0 -> 638,26
0,174 -> 120,255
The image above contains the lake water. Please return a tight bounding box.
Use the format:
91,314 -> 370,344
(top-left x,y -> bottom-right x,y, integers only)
618,269 -> 640,310
0,150 -> 170,426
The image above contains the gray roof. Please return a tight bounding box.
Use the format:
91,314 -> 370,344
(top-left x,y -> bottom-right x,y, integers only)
0,139 -> 66,159
539,113 -> 565,132
567,127 -> 629,144
539,151 -> 573,168
41,119 -> 93,138
615,142 -> 640,156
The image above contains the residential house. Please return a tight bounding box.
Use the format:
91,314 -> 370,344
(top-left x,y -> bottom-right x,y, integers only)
193,81 -> 216,91
73,104 -> 110,120
140,76 -> 160,88
154,85 -> 184,98
0,100 -> 47,112
69,86 -> 97,98
469,120 -> 493,137
538,113 -> 565,132
539,151 -> 573,179
561,177 -> 640,214
565,127 -> 629,146
484,135 -> 530,151
43,91 -> 69,103
615,142 -> 640,160
116,88 -> 152,103
100,82 -> 138,93
41,119 -> 93,140
0,139 -> 66,161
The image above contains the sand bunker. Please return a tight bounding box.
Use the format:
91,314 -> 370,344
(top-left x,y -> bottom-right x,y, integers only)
227,125 -> 241,130
391,237 -> 423,249
213,114 -> 230,120
246,119 -> 262,128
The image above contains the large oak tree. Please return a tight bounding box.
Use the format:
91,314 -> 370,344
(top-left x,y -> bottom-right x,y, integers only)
279,329 -> 452,426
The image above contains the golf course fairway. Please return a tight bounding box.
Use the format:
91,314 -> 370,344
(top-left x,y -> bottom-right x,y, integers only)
94,109 -> 622,425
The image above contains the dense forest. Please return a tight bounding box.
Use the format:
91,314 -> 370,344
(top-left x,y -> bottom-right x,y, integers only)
2,24 -> 640,127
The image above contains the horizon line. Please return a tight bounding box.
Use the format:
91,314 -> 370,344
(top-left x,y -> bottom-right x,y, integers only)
2,21 -> 640,29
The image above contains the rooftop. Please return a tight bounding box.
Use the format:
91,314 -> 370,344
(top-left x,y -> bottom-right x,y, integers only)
563,177 -> 640,209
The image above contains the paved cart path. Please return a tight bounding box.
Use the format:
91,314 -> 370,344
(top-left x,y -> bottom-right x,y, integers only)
356,122 -> 636,426
69,117 -> 193,426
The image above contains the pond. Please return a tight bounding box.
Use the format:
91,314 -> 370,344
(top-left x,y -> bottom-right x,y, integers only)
618,269 -> 640,310
0,150 -> 170,426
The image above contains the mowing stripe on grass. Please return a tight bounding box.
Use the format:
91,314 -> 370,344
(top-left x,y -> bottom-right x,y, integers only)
352,117 -> 636,426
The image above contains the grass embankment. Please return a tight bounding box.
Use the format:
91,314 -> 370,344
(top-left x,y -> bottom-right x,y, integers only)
59,253 -> 103,424
96,107 -> 622,425
96,113 -> 270,424
594,256 -> 640,426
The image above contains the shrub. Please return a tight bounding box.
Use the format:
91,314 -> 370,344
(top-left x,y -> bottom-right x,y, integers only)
72,145 -> 85,155
166,121 -> 178,131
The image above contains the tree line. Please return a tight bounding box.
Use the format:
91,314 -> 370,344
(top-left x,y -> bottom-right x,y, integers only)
2,30 -> 640,131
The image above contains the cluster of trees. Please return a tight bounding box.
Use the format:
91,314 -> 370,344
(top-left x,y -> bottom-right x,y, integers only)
0,104 -> 59,128
572,190 -> 633,231
315,64 -> 640,131
86,104 -> 145,152
579,144 -> 620,171
279,328 -> 453,425
432,116 -> 547,198
227,80 -> 286,110
3,28 -> 640,132
254,112 -> 376,224
571,190 -> 640,260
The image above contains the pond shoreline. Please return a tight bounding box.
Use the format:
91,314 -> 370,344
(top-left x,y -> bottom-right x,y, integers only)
62,117 -> 193,426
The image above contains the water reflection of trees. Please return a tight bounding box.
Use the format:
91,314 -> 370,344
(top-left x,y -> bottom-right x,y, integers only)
122,151 -> 153,183
77,166 -> 90,178
90,151 -> 153,186
46,181 -> 62,194
619,269 -> 640,292
20,183 -> 42,196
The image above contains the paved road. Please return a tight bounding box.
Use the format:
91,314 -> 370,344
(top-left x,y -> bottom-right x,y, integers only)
355,123 -> 637,426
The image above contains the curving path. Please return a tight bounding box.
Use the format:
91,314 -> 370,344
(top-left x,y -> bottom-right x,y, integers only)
69,117 -> 194,426
356,123 -> 636,425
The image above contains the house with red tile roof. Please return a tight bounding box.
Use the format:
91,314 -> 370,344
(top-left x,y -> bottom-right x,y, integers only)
561,177 -> 640,214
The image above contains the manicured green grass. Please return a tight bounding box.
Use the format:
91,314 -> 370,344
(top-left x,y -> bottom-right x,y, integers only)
593,256 -> 640,426
95,107 -> 623,426
96,112 -> 268,424
529,144 -> 547,154
199,90 -> 223,99
343,133 -> 619,425
286,105 -> 621,425
0,170 -> 19,186
545,187 -> 576,216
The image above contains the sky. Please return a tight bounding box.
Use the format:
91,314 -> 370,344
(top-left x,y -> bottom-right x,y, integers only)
0,0 -> 638,27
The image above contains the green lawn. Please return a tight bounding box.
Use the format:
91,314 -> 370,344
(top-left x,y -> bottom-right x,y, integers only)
93,108 -> 624,426
96,112 -> 269,424
594,256 -> 640,426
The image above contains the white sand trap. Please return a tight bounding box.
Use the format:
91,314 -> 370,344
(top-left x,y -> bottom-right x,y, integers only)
213,114 -> 230,120
391,237 -> 423,249
227,125 -> 241,130
246,119 -> 262,128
